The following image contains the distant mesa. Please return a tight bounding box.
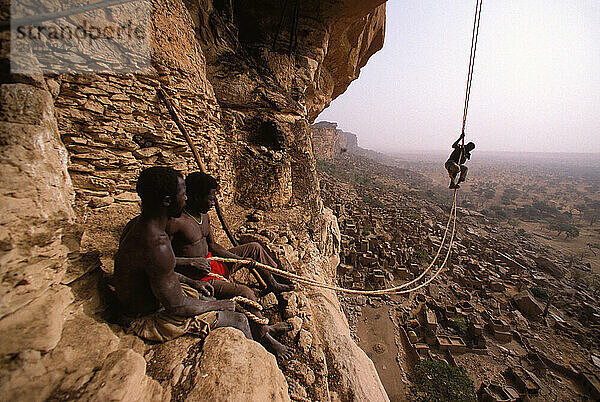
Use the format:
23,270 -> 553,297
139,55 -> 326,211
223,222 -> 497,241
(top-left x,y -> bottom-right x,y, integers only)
312,121 -> 359,160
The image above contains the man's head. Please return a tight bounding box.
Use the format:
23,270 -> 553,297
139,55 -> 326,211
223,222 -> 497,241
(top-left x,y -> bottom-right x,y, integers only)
466,142 -> 475,152
185,172 -> 218,214
136,166 -> 186,217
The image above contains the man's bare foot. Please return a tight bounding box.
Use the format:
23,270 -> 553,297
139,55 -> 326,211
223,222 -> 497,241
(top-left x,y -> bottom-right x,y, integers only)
269,281 -> 295,295
268,321 -> 294,336
261,333 -> 293,360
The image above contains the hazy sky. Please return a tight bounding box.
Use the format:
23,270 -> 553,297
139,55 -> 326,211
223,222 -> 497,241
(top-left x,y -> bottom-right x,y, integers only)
317,0 -> 600,153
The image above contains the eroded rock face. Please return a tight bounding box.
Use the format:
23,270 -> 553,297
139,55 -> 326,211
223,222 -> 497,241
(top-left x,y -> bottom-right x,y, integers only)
189,328 -> 290,401
311,121 -> 360,160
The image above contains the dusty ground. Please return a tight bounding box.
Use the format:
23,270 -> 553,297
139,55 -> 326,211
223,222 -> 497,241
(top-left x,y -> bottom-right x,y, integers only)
356,305 -> 408,401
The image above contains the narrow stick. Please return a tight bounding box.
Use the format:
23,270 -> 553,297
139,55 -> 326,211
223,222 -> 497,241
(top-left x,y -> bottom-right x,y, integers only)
157,88 -> 267,289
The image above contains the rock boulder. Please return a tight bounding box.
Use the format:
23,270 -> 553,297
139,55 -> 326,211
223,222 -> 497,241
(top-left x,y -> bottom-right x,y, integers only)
187,328 -> 290,402
513,291 -> 544,317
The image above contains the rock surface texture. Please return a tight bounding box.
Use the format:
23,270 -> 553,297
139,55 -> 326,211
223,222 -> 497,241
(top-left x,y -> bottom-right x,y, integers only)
0,0 -> 388,400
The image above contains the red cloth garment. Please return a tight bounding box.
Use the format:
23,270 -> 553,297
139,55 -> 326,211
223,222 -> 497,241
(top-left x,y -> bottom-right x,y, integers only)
201,251 -> 229,281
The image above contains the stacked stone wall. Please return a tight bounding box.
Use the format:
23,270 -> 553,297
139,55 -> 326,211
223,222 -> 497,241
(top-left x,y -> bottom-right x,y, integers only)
54,72 -> 234,209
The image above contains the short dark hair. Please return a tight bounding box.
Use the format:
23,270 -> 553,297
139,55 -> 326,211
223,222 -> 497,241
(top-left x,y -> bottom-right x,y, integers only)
466,142 -> 475,151
185,172 -> 217,198
136,166 -> 182,209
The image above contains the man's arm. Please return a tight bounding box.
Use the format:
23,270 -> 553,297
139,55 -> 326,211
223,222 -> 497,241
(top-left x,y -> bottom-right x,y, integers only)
206,215 -> 243,260
175,272 -> 213,297
452,132 -> 465,149
146,237 -> 233,316
175,257 -> 211,275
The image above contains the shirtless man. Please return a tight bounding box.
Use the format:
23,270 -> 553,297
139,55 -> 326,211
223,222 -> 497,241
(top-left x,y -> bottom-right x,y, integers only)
113,166 -> 251,342
445,132 -> 475,189
167,172 -> 293,359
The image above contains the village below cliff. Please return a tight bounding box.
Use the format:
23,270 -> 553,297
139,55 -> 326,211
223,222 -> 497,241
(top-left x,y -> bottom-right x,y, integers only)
312,121 -> 600,401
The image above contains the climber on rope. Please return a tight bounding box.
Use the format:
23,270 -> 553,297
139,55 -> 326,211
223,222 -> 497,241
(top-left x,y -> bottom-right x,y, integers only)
112,167 -> 252,343
166,172 -> 294,359
445,132 -> 475,189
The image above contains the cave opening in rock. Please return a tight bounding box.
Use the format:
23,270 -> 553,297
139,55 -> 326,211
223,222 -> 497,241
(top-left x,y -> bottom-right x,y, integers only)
250,120 -> 285,150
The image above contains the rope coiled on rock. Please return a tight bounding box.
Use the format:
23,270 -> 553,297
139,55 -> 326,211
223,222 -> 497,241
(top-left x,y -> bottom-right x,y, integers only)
206,273 -> 270,324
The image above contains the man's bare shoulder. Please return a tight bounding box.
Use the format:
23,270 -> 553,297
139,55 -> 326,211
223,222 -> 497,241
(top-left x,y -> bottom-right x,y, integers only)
166,215 -> 194,235
119,215 -> 140,244
125,227 -> 174,276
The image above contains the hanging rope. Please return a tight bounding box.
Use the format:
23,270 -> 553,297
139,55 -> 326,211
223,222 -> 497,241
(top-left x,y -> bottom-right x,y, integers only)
172,1 -> 482,298
207,193 -> 457,296
461,0 -> 483,139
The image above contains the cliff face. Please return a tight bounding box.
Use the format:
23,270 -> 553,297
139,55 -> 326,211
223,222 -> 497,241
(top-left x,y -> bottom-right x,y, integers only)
312,121 -> 359,159
0,0 -> 387,400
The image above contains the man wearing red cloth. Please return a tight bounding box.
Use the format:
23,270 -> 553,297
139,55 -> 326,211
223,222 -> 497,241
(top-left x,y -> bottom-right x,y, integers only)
167,172 -> 293,359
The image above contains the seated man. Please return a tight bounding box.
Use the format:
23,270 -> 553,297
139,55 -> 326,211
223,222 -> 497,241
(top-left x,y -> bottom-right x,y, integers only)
167,172 -> 293,359
113,166 -> 251,342
445,132 -> 475,189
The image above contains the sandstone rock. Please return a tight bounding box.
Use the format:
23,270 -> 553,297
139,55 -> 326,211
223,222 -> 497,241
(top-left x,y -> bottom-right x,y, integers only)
187,327 -> 290,401
287,360 -> 316,387
514,291 -> 544,317
283,292 -> 299,319
83,100 -> 105,114
286,378 -> 308,400
297,329 -> 313,355
89,195 -> 115,208
48,308 -> 120,372
0,285 -> 73,354
0,84 -> 54,125
535,256 -> 563,277
306,285 -> 389,401
286,316 -> 303,341
46,78 -> 60,98
115,192 -> 140,203
260,292 -> 278,310
0,349 -> 57,401
133,147 -> 162,159
82,349 -> 166,402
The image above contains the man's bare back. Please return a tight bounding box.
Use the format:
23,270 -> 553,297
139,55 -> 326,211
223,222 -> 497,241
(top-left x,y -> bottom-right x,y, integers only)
113,217 -> 165,316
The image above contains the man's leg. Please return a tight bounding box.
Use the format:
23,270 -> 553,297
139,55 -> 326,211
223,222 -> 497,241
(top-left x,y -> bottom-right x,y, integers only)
229,242 -> 294,294
445,160 -> 460,188
210,279 -> 269,339
214,311 -> 252,339
458,165 -> 468,183
210,279 -> 292,359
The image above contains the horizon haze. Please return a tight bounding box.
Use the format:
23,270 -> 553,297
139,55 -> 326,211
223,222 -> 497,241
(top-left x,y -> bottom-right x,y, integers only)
316,0 -> 600,154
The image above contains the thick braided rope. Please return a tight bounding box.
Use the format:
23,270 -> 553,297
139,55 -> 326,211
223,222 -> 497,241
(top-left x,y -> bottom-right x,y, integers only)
205,273 -> 269,324
231,295 -> 263,311
235,303 -> 269,325
207,272 -> 229,282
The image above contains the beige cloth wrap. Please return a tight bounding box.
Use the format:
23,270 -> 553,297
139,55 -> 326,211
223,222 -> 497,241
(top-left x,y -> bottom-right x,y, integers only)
129,283 -> 218,342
